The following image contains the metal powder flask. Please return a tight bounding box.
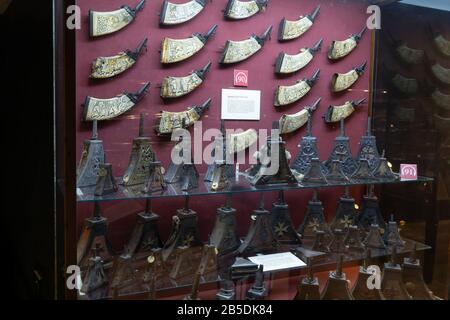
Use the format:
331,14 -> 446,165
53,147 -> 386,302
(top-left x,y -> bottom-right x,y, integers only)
123,113 -> 156,186
270,190 -> 301,246
298,190 -> 330,239
238,194 -> 277,257
380,246 -> 412,300
323,119 -> 357,177
354,117 -> 382,173
352,250 -> 383,300
161,196 -> 202,262
76,120 -> 105,188
291,110 -> 326,176
320,255 -> 354,300
249,121 -> 297,186
77,202 -> 114,269
357,185 -> 386,232
204,120 -> 235,191
294,257 -> 321,300
209,195 -> 241,256
402,244 -> 435,300
126,199 -> 163,257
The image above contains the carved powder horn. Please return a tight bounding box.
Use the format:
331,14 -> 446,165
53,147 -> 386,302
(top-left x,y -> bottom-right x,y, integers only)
278,5 -> 320,41
89,0 -> 146,37
159,0 -> 209,26
161,24 -> 218,64
220,25 -> 273,64
90,37 -> 148,79
331,61 -> 367,93
275,38 -> 323,74
224,0 -> 269,20
83,82 -> 150,121
328,25 -> 368,60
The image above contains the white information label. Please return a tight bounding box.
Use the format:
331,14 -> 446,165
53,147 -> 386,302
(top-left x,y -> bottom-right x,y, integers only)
221,88 -> 261,120
248,252 -> 306,272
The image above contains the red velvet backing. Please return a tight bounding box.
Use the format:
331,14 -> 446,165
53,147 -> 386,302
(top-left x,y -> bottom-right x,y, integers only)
75,0 -> 371,250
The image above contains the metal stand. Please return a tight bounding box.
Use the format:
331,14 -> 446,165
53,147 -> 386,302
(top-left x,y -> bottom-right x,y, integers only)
301,158 -> 328,185
77,120 -> 105,187
180,163 -> 200,191
352,159 -> 376,181
330,187 -> 358,231
373,150 -> 397,180
209,195 -> 240,256
94,163 -> 118,196
246,265 -> 267,300
271,191 -> 301,245
77,202 -> 114,268
383,215 -> 405,248
352,250 -> 383,300
122,113 -> 156,186
81,245 -> 108,295
205,120 -> 234,183
111,250 -> 138,299
291,113 -> 325,175
298,190 -> 329,238
169,246 -> 199,280
364,224 -> 387,250
329,229 -> 347,253
161,196 -> 202,262
355,117 -> 381,172
294,258 -> 321,300
344,225 -> 365,251
321,255 -> 354,300
142,161 -> 166,194
325,160 -> 349,183
357,185 -> 386,231
402,244 -> 434,300
216,279 -> 236,300
238,194 -> 277,257
323,119 -> 357,177
250,122 -> 297,185
380,246 -> 412,300
312,230 -> 330,253
126,199 -> 162,257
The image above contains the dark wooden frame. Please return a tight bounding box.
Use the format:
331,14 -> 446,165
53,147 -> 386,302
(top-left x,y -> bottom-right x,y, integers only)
54,0 -> 77,299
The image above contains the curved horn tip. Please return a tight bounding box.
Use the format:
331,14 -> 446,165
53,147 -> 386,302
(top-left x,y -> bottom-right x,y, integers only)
312,68 -> 320,78
203,98 -> 212,107
263,25 -> 273,38
310,5 -> 321,21
135,0 -> 146,12
209,24 -> 218,33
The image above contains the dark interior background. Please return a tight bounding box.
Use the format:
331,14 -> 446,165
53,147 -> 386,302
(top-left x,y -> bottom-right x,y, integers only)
2,0 -> 55,299
373,2 -> 450,286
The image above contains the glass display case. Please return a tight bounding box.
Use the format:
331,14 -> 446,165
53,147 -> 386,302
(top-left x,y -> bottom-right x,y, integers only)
54,0 -> 449,300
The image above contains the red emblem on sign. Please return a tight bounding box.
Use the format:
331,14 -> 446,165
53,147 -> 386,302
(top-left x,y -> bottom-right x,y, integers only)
400,164 -> 418,180
234,69 -> 249,87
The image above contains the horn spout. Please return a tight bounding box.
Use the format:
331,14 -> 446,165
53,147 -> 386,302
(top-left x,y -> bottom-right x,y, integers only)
310,38 -> 323,53
307,68 -> 321,86
201,24 -> 218,43
309,5 -> 320,22
128,82 -> 150,103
